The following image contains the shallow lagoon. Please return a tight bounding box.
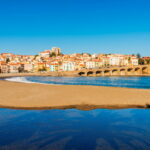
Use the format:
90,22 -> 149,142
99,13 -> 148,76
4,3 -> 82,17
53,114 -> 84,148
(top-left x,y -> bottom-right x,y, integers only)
0,108 -> 150,150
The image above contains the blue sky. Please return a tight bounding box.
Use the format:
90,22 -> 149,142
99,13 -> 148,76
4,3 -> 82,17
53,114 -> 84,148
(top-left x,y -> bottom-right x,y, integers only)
0,0 -> 150,56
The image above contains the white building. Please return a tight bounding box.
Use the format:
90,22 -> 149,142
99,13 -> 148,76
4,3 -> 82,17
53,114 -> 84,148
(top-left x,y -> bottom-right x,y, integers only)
39,50 -> 51,58
85,61 -> 96,69
24,63 -> 33,72
131,58 -> 138,66
109,56 -> 120,66
49,61 -> 59,72
108,54 -> 129,66
62,61 -> 76,71
91,54 -> 98,59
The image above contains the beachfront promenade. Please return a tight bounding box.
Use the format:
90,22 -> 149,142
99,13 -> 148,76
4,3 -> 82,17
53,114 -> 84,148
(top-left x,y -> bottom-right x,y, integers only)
0,65 -> 150,78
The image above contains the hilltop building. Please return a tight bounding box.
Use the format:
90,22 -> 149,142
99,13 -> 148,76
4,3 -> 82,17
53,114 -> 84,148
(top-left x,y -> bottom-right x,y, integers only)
51,47 -> 61,55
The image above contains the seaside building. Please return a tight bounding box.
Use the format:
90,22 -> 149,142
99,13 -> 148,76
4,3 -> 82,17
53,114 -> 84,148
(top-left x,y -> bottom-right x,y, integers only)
109,55 -> 121,66
125,55 -> 139,66
94,59 -> 103,68
0,61 -> 8,73
49,62 -> 60,72
101,55 -> 110,67
33,62 -> 47,72
76,61 -> 86,70
8,63 -> 20,73
85,61 -> 96,69
23,63 -> 34,72
62,61 -> 76,71
142,57 -> 150,65
131,57 -> 138,66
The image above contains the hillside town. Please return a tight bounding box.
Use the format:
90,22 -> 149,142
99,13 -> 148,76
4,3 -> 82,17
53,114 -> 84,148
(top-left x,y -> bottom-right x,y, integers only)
0,47 -> 149,73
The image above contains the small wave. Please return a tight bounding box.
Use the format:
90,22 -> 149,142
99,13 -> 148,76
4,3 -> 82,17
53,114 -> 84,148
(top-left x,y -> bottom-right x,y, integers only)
5,77 -> 34,84
4,77 -> 60,85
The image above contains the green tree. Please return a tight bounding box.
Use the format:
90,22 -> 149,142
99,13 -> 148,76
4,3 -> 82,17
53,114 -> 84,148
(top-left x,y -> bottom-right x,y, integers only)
146,59 -> 150,64
6,58 -> 10,63
128,57 -> 131,61
18,66 -> 24,73
34,55 -> 39,60
138,58 -> 144,65
136,53 -> 141,58
57,53 -> 63,56
50,52 -> 56,57
38,67 -> 47,72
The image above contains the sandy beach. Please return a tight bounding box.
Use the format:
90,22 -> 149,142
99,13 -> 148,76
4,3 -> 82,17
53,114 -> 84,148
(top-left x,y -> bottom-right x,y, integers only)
0,79 -> 150,110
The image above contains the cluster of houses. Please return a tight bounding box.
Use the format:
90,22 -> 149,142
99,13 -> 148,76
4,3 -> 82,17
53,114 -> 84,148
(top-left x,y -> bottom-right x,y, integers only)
0,47 -> 147,73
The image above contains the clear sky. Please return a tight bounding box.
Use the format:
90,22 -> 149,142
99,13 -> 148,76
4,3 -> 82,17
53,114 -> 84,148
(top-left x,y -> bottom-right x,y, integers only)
0,0 -> 150,56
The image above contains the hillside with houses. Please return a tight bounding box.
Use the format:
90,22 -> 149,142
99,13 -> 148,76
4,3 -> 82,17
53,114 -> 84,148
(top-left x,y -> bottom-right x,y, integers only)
0,47 -> 149,73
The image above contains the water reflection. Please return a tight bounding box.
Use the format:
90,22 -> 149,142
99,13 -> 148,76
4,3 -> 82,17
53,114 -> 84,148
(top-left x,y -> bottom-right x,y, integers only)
0,108 -> 150,150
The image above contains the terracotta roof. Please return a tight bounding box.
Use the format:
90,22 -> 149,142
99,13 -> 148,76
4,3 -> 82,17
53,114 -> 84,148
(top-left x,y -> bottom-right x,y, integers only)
143,57 -> 150,59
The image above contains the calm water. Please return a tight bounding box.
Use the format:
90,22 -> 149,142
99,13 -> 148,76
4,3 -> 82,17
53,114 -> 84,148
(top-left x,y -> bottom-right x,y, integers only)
0,108 -> 150,150
5,76 -> 150,89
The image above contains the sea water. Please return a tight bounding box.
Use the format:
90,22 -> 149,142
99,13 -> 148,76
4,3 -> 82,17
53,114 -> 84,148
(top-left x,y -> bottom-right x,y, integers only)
3,76 -> 150,89
0,108 -> 150,150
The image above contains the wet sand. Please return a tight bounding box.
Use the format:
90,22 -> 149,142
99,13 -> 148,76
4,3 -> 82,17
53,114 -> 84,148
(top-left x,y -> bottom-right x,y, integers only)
0,80 -> 150,110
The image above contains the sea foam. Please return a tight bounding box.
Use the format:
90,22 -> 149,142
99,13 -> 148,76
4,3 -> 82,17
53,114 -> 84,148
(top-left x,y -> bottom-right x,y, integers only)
5,77 -> 34,83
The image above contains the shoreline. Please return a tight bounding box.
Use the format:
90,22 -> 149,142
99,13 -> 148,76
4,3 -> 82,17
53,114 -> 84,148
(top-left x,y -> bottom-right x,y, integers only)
0,104 -> 149,111
0,77 -> 150,110
0,72 -> 150,79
